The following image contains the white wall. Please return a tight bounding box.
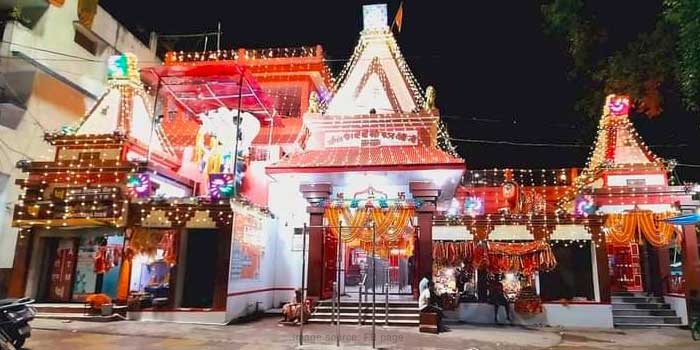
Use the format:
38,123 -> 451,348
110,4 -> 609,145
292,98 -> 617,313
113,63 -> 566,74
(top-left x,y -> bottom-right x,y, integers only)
453,303 -> 614,328
0,0 -> 159,270
664,295 -> 688,325
225,212 -> 279,322
2,0 -> 158,96
267,180 -> 308,307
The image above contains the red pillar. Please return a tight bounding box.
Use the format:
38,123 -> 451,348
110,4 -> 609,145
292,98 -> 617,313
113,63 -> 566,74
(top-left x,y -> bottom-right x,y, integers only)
7,229 -> 33,298
410,182 -> 440,299
681,223 -> 700,300
655,246 -> 671,295
590,224 -> 611,303
300,184 -> 332,301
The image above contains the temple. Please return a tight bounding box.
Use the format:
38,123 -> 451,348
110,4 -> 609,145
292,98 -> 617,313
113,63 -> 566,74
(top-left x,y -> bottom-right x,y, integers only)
5,3 -> 700,330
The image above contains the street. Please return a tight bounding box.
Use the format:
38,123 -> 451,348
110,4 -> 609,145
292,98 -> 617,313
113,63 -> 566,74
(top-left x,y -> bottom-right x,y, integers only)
20,318 -> 699,350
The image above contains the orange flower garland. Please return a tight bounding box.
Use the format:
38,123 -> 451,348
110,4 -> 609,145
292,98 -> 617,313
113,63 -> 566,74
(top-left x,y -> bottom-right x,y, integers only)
604,211 -> 679,247
324,205 -> 415,258
433,240 -> 557,274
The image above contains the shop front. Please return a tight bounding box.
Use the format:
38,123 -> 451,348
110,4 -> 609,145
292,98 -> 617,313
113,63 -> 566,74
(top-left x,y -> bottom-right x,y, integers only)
24,227 -> 124,303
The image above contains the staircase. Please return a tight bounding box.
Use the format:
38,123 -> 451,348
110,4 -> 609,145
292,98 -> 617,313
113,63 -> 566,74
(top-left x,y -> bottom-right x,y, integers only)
612,292 -> 682,327
309,299 -> 419,326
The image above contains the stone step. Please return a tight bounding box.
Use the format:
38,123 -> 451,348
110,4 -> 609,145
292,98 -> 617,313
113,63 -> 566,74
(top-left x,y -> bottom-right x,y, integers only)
311,312 -> 419,319
34,304 -> 128,316
612,309 -> 677,317
36,313 -> 124,322
308,318 -> 419,326
612,303 -> 670,310
611,296 -> 664,303
314,306 -> 420,314
317,301 -> 417,308
613,316 -> 682,325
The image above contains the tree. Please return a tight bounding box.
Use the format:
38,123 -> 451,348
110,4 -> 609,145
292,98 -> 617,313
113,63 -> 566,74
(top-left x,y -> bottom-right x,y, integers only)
541,0 -> 699,118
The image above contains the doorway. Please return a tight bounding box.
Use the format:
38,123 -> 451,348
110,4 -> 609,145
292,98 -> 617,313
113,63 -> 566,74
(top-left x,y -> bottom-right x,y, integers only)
181,229 -> 218,308
38,238 -> 77,302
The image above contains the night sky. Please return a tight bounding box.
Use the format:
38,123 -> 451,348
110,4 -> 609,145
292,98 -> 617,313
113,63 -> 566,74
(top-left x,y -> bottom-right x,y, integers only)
102,0 -> 700,181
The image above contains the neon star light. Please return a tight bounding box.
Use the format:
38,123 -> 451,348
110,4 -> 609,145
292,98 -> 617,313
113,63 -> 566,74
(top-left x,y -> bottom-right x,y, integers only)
607,94 -> 630,116
127,173 -> 151,198
209,174 -> 235,199
464,196 -> 484,216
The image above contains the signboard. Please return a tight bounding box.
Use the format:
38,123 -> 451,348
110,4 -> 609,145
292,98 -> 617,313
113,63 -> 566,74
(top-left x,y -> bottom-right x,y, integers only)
229,213 -> 265,281
53,186 -> 121,202
324,130 -> 418,148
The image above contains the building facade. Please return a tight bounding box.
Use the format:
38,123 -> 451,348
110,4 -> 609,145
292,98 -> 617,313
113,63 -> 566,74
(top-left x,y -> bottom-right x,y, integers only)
0,0 -> 159,296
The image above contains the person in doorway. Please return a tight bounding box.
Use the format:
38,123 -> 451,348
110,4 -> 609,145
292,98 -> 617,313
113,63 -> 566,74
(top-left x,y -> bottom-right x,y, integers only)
488,276 -> 511,324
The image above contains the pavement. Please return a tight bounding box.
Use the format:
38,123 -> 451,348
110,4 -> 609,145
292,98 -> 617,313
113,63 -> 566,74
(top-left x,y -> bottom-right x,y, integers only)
21,317 -> 699,350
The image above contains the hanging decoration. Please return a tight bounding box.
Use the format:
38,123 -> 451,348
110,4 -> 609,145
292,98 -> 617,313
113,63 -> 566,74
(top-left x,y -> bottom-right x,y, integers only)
323,192 -> 416,258
433,240 -> 557,274
604,210 -> 679,246
127,228 -> 177,265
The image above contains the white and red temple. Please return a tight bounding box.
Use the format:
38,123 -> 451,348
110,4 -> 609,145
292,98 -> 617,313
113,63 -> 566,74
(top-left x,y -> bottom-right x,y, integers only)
6,3 -> 700,329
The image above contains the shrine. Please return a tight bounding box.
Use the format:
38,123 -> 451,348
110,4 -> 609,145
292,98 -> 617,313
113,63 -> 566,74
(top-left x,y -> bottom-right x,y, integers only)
5,3 -> 699,330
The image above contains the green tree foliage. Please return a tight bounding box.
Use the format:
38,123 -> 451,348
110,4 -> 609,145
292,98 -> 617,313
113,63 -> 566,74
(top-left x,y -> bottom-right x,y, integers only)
664,0 -> 700,112
541,0 -> 698,118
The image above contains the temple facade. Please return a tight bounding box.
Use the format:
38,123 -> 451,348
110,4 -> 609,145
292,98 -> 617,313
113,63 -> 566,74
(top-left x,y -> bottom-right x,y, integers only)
4,3 -> 699,329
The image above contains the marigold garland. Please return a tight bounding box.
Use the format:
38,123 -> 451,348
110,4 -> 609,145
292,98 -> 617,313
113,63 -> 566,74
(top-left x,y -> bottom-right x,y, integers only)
604,211 -> 679,247
324,205 -> 415,258
433,240 -> 557,274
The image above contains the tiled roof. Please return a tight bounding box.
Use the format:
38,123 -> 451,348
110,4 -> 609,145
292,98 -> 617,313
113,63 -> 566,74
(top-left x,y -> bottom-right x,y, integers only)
251,117 -> 303,145
267,146 -> 464,172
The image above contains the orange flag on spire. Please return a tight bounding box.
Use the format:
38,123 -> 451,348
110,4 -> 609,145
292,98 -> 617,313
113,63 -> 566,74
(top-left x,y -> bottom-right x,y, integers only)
392,2 -> 404,33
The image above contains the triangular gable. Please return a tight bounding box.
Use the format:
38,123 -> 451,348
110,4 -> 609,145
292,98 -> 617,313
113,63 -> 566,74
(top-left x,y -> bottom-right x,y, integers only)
587,95 -> 662,169
77,86 -> 175,159
352,57 -> 402,113
326,30 -> 422,115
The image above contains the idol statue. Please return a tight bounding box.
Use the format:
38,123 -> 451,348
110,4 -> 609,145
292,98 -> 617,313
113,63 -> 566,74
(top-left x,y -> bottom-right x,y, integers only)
423,85 -> 436,111
308,91 -> 320,113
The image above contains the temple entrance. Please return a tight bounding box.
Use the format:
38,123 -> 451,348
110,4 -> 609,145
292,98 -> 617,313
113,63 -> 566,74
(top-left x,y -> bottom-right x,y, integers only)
343,247 -> 413,297
320,188 -> 418,301
608,243 -> 644,292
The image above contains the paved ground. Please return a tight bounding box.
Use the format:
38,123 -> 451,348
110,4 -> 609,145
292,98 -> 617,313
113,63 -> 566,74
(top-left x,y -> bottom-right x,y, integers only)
21,317 -> 699,350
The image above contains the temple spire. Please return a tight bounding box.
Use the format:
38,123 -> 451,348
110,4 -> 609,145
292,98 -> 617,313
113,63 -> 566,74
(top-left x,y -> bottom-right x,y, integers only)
324,4 -> 425,115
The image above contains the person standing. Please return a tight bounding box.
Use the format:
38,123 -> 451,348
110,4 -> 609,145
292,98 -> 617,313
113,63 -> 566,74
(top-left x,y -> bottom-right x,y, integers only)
488,277 -> 511,324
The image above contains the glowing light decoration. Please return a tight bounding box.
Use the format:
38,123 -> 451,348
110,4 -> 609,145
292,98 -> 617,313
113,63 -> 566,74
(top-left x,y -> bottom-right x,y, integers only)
209,174 -> 235,199
464,196 -> 484,216
574,195 -> 596,216
127,173 -> 151,198
607,94 -> 630,116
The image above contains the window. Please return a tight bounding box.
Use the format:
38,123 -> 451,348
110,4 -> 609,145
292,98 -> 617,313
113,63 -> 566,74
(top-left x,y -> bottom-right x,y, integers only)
74,30 -> 98,55
0,101 -> 25,130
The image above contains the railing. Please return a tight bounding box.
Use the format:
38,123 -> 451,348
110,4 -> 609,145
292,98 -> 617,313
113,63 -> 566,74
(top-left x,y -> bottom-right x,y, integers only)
385,268 -> 390,325
358,272 -> 367,325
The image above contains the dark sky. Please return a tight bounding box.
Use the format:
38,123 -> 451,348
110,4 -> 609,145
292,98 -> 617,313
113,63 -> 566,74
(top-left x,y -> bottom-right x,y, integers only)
102,0 -> 700,181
